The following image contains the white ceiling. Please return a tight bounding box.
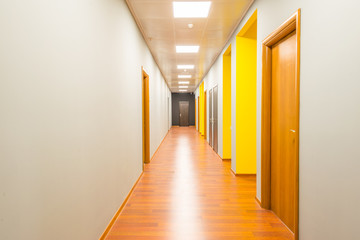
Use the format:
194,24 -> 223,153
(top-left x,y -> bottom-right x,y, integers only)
126,0 -> 254,92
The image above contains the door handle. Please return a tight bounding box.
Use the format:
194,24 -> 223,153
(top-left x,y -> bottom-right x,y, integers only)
290,129 -> 296,133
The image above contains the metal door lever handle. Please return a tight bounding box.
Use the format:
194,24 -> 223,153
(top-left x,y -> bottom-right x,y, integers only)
290,129 -> 296,133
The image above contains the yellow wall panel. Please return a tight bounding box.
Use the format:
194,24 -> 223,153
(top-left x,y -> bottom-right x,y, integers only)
235,12 -> 257,174
199,82 -> 204,135
223,46 -> 232,160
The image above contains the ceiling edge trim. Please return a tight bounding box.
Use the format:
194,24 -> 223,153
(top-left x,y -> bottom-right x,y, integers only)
125,0 -> 172,92
193,0 -> 255,92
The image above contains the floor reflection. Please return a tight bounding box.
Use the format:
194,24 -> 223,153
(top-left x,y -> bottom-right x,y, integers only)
105,127 -> 294,240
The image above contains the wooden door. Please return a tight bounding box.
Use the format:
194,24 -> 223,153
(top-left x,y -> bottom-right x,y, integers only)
270,31 -> 297,232
204,91 -> 207,139
142,68 -> 150,164
167,97 -> 170,130
197,97 -> 200,131
261,10 -> 300,239
179,101 -> 189,126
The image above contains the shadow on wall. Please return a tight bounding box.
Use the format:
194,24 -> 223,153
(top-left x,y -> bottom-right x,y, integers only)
171,93 -> 195,126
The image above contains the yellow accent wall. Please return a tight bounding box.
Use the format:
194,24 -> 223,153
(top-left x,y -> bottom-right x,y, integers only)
235,11 -> 257,174
199,82 -> 204,135
223,46 -> 232,160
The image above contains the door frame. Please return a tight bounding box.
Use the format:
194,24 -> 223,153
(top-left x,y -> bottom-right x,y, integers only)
204,90 -> 207,139
167,97 -> 170,131
197,96 -> 200,132
142,67 -> 150,165
260,9 -> 300,240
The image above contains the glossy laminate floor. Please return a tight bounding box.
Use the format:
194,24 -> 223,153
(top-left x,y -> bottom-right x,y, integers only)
105,127 -> 293,240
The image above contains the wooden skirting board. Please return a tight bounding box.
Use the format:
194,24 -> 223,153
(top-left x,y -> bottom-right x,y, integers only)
149,130 -> 170,163
99,171 -> 144,240
230,168 -> 256,177
255,196 -> 261,206
101,128 -> 171,239
173,125 -> 196,127
215,152 -> 223,161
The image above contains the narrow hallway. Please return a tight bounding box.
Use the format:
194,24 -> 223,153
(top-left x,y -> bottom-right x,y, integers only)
105,127 -> 293,240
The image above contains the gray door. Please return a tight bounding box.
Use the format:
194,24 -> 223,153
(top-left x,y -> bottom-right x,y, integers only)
213,86 -> 218,153
209,89 -> 213,147
179,101 -> 189,126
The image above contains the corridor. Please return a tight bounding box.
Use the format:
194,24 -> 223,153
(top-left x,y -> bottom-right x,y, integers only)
105,127 -> 293,240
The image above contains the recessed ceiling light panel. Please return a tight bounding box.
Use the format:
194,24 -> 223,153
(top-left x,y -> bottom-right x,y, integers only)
178,81 -> 190,84
173,2 -> 212,18
178,75 -> 191,78
177,65 -> 194,69
179,89 -> 187,92
176,46 -> 199,53
179,86 -> 188,88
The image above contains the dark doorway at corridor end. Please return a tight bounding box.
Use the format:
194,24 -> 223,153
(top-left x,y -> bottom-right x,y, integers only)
171,93 -> 195,126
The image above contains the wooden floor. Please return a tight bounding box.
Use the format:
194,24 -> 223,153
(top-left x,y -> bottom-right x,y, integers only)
105,127 -> 293,240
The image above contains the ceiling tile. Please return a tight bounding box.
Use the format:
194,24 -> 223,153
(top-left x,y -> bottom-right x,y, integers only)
126,0 -> 254,92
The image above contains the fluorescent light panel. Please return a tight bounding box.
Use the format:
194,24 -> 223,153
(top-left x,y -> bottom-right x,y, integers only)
176,46 -> 199,53
179,86 -> 188,88
178,75 -> 191,78
179,89 -> 187,92
173,2 -> 211,18
178,81 -> 190,84
177,65 -> 194,69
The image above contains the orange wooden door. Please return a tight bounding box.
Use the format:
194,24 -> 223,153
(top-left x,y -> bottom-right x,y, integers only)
270,31 -> 297,232
197,97 -> 200,131
204,91 -> 207,139
142,70 -> 150,164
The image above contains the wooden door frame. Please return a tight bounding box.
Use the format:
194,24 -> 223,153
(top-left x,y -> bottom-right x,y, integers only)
197,96 -> 200,132
142,67 -> 150,165
204,90 -> 207,139
209,89 -> 213,147
167,97 -> 170,131
260,9 -> 300,240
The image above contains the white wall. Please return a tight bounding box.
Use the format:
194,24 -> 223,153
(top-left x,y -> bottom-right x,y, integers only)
197,0 -> 360,239
0,0 -> 171,239
147,64 -> 172,157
